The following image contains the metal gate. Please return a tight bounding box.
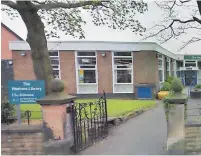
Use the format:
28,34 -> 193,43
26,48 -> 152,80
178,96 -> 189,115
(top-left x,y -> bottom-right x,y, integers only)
71,93 -> 108,153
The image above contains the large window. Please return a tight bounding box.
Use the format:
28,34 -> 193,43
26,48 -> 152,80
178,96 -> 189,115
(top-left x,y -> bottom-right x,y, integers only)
166,57 -> 170,78
76,52 -> 97,94
158,54 -> 164,82
49,51 -> 60,79
113,52 -> 133,93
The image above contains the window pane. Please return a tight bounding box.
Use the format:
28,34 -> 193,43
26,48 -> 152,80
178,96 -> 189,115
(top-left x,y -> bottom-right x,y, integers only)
78,58 -> 96,65
52,65 -> 59,69
53,70 -> 59,79
198,61 -> 201,70
159,70 -> 163,82
80,66 -> 95,68
77,52 -> 95,56
158,54 -> 162,58
115,70 -> 132,83
185,63 -> 196,67
51,59 -> 59,65
158,59 -> 162,68
114,52 -> 131,56
78,70 -> 96,83
114,58 -> 132,65
49,52 -> 58,56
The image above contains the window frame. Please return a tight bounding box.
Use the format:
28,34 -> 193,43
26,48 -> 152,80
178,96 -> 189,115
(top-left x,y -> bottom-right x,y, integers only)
113,52 -> 133,84
49,51 -> 61,79
158,54 -> 164,82
112,51 -> 134,93
75,51 -> 98,94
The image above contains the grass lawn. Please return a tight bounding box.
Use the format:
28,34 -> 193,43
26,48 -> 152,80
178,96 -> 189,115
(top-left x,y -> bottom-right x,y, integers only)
17,99 -> 156,119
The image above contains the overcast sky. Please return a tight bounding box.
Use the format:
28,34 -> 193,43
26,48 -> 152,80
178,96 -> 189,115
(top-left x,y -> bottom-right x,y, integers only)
1,1 -> 201,55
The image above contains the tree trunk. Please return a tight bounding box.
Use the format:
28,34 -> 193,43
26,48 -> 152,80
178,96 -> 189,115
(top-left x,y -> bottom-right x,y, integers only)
17,3 -> 53,95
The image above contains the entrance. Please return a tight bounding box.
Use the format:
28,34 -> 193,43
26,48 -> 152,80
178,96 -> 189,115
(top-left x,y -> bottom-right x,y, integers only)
71,93 -> 108,153
184,71 -> 197,86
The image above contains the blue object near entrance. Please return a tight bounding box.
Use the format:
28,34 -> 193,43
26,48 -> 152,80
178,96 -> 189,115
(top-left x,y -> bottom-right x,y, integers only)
8,80 -> 45,104
137,87 -> 152,99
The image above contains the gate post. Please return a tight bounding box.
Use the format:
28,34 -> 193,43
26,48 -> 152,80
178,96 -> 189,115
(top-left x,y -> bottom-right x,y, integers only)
36,79 -> 76,154
164,93 -> 188,154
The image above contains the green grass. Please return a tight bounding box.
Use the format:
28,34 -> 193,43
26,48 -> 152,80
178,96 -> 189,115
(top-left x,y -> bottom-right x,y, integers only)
16,99 -> 155,119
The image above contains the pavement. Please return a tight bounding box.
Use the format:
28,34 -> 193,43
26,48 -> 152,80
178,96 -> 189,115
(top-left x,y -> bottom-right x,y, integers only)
80,103 -> 167,155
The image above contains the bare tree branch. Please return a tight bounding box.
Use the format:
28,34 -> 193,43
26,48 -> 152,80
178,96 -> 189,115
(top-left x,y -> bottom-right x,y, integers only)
193,16 -> 201,24
180,37 -> 201,49
35,0 -> 110,10
1,0 -> 18,9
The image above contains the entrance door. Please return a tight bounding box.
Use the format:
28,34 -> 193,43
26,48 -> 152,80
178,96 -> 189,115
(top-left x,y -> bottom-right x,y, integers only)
185,71 -> 197,86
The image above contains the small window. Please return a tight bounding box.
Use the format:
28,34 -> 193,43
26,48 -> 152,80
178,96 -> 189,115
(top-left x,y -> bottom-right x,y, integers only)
114,52 -> 132,56
77,52 -> 95,56
78,58 -> 96,65
49,52 -> 59,56
114,58 -> 132,66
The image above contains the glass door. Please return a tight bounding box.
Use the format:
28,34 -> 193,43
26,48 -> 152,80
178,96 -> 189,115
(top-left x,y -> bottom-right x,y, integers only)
184,71 -> 197,86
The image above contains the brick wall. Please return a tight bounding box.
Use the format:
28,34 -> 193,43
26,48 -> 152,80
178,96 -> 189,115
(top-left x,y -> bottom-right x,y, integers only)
133,51 -> 159,85
12,51 -> 36,80
1,25 -> 21,59
1,125 -> 44,155
185,126 -> 201,154
60,51 -> 76,94
97,52 -> 113,93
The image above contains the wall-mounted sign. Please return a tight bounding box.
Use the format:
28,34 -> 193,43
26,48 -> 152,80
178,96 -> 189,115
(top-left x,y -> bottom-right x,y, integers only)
184,55 -> 201,60
8,80 -> 45,104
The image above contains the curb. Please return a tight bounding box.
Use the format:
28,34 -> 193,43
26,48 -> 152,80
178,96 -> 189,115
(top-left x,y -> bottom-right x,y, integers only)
108,103 -> 157,126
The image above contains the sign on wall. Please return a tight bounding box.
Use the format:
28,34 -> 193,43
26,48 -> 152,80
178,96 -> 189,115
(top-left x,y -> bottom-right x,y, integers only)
184,55 -> 201,60
8,80 -> 45,104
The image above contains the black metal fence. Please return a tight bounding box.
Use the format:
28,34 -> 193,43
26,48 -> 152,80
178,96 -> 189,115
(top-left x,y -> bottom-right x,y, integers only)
1,110 -> 43,125
71,92 -> 108,153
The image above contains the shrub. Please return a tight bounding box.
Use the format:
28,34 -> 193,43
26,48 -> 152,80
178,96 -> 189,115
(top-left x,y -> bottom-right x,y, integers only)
160,82 -> 171,91
170,78 -> 183,93
166,76 -> 174,84
1,101 -> 16,124
195,84 -> 201,89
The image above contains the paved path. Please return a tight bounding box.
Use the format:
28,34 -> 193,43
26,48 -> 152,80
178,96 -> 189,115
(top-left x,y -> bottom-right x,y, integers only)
80,103 -> 167,155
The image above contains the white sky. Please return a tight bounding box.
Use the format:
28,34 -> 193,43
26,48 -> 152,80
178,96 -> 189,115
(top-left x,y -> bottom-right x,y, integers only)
1,1 -> 201,55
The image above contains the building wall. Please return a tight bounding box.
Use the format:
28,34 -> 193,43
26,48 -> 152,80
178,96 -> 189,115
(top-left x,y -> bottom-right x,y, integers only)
60,51 -> 76,94
1,125 -> 44,155
133,51 -> 159,86
12,50 -> 160,95
12,51 -> 36,80
97,52 -> 113,93
1,26 -> 21,59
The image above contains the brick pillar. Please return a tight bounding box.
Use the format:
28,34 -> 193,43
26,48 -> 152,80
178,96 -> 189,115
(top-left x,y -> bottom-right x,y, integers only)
37,79 -> 76,141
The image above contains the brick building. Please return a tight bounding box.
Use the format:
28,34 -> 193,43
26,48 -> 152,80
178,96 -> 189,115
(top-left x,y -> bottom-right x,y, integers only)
8,41 -> 201,98
1,23 -> 23,99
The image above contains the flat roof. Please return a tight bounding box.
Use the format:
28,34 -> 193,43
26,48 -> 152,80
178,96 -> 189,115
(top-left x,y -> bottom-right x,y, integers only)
9,40 -> 179,59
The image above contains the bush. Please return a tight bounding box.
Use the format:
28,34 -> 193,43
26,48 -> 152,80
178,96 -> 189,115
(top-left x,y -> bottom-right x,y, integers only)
170,78 -> 184,93
166,76 -> 174,84
195,84 -> 201,89
160,82 -> 171,91
1,101 -> 16,124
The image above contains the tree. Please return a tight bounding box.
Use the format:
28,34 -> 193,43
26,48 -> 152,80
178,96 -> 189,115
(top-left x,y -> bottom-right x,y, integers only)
2,0 -> 148,94
144,0 -> 201,49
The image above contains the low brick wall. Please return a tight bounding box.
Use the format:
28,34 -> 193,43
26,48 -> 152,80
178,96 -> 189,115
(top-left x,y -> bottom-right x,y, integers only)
1,124 -> 44,155
185,124 -> 201,154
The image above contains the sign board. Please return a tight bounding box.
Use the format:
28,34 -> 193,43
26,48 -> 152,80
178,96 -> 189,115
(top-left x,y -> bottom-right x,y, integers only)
184,55 -> 201,60
8,80 -> 45,104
